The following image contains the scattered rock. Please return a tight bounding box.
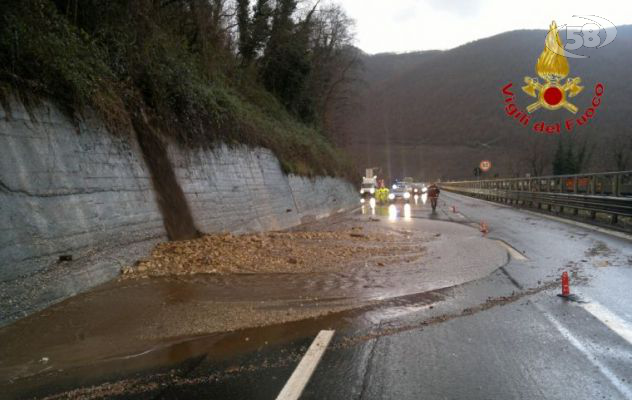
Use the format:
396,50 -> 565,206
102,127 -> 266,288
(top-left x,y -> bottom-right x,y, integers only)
119,224 -> 422,278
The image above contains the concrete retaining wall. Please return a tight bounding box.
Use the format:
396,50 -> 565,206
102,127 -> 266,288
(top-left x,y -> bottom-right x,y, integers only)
0,99 -> 357,325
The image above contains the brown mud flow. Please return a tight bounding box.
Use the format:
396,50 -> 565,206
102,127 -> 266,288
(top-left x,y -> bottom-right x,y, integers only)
0,207 -> 508,395
2,289 -> 449,400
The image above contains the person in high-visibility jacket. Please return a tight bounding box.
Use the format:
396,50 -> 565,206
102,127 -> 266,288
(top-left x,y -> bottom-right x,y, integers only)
376,187 -> 390,204
371,179 -> 388,204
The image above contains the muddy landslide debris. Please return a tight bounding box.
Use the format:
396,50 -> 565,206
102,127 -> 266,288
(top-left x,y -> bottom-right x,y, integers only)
121,229 -> 426,279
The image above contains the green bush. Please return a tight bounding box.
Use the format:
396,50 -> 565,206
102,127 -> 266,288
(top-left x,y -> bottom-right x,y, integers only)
0,0 -> 352,178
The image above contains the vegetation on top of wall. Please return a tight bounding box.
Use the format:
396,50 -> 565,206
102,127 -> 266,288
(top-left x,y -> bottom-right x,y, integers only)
0,0 -> 359,178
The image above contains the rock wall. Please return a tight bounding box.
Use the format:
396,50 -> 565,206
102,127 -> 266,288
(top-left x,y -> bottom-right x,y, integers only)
168,145 -> 355,234
0,99 -> 357,325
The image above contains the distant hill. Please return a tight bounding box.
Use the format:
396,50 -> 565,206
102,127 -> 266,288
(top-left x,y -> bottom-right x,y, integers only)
340,26 -> 632,180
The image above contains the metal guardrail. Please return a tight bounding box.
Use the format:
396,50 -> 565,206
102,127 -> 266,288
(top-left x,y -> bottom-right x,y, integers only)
441,171 -> 632,229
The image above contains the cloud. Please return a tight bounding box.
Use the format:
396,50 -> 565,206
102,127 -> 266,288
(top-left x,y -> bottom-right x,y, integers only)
425,0 -> 483,17
393,4 -> 418,23
340,0 -> 632,54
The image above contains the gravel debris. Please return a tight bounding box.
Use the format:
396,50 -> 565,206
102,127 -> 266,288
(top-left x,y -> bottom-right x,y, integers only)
121,229 -> 426,279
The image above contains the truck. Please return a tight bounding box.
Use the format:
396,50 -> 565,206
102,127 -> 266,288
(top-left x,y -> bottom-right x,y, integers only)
360,176 -> 377,198
360,168 -> 379,199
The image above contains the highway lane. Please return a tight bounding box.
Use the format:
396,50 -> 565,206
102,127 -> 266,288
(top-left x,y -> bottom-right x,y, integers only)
5,192 -> 631,399
265,192 -> 632,399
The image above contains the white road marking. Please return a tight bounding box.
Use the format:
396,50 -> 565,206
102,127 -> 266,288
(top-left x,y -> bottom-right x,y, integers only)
580,301 -> 632,346
276,330 -> 335,400
520,209 -> 632,242
494,240 -> 528,261
539,308 -> 632,399
443,191 -> 632,242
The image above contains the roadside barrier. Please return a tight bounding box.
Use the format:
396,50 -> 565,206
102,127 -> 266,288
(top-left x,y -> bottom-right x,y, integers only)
441,171 -> 632,231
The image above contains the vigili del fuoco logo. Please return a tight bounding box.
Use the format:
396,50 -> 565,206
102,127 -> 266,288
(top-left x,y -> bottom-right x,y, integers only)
501,21 -> 604,134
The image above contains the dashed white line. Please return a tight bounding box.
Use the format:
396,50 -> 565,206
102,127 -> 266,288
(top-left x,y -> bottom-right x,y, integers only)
276,330 -> 335,400
580,300 -> 632,346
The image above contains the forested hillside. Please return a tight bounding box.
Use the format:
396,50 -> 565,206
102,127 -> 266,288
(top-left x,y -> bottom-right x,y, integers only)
0,0 -> 359,177
341,27 -> 632,180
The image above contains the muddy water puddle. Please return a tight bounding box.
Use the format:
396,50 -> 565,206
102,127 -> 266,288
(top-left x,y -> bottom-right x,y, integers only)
0,260 -> 443,381
3,288 -> 448,400
0,208 -> 508,395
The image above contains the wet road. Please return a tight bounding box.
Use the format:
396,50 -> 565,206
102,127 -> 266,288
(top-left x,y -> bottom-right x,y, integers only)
311,192 -> 632,400
4,192 -> 632,399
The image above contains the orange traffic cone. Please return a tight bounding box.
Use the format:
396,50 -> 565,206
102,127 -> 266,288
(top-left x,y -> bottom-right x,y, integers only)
561,271 -> 570,297
479,221 -> 489,235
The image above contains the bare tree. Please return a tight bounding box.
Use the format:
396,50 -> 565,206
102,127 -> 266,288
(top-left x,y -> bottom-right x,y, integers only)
523,136 -> 552,177
305,3 -> 360,135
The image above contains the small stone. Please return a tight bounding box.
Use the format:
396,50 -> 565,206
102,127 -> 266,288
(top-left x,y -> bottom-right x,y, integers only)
350,233 -> 367,238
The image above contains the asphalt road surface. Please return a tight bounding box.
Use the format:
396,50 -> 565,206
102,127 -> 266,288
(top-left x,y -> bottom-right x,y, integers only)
5,191 -> 632,399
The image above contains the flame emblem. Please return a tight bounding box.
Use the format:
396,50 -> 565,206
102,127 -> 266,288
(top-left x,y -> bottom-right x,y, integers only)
522,21 -> 584,113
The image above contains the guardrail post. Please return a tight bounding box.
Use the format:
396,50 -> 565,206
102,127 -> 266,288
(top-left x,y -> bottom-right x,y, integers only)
590,176 -> 596,195
614,174 -> 621,197
573,177 -> 578,194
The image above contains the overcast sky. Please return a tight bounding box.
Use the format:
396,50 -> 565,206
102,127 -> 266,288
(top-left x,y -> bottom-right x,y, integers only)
339,0 -> 632,54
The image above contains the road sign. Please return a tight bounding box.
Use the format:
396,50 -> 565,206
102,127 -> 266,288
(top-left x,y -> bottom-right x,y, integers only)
480,160 -> 492,172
